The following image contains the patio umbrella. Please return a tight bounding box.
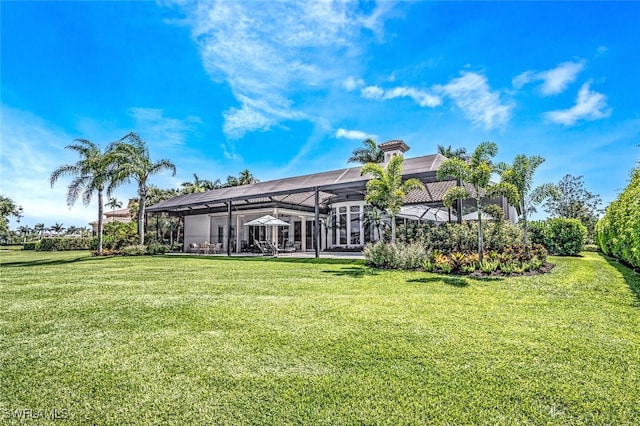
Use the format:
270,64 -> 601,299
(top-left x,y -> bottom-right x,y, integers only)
243,215 -> 291,227
244,215 -> 292,245
398,205 -> 450,222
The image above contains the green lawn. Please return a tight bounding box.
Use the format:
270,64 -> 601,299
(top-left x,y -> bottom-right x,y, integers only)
1,250 -> 638,425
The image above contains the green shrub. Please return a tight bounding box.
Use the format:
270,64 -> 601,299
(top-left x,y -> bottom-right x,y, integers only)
396,221 -> 522,254
146,243 -> 170,255
528,218 -> 586,256
364,242 -> 426,270
545,218 -> 586,256
23,241 -> 39,250
363,241 -> 399,269
90,222 -> 138,251
421,258 -> 434,272
121,245 -> 147,256
37,237 -> 91,251
480,260 -> 499,273
597,163 -> 640,269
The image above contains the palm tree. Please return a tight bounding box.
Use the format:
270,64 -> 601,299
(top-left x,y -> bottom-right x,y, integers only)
17,225 -> 31,243
224,175 -> 240,187
50,222 -> 65,236
348,138 -> 384,164
238,169 -> 259,185
437,145 -> 468,223
363,207 -> 389,242
33,223 -> 45,239
437,141 -> 518,262
497,155 -> 558,250
66,225 -> 79,236
180,174 -> 215,194
105,197 -> 122,216
110,132 -> 176,245
360,155 -> 425,242
437,145 -> 469,161
50,139 -> 116,255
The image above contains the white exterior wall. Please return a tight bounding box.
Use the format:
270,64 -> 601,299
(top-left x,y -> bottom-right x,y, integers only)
183,214 -> 210,252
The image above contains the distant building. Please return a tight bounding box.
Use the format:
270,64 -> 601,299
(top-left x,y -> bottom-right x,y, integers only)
90,207 -> 132,234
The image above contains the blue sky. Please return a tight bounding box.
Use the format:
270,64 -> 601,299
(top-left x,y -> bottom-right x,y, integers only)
2,1 -> 639,228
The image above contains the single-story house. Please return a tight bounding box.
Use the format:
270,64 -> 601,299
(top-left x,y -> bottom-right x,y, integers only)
146,140 -> 517,257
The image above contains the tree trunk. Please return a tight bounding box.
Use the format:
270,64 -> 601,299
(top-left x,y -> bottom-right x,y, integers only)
456,178 -> 463,224
97,189 -> 104,255
522,206 -> 529,253
391,213 -> 396,243
138,183 -> 146,245
477,196 -> 483,263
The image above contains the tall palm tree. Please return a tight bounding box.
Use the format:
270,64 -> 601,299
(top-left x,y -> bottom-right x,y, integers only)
224,175 -> 240,187
50,139 -> 116,255
437,141 -> 518,262
348,138 -> 384,164
110,132 -> 176,245
180,173 -> 215,194
17,225 -> 30,243
437,145 -> 468,223
497,155 -> 558,250
360,155 -> 425,242
50,222 -> 65,235
437,144 -> 469,161
33,223 -> 45,239
105,197 -> 122,216
66,225 -> 79,236
238,169 -> 260,185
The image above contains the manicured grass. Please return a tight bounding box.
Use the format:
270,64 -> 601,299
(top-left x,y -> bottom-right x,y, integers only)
1,251 -> 639,425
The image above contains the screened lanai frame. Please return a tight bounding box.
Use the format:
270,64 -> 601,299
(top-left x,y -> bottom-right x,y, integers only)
145,153 -> 485,257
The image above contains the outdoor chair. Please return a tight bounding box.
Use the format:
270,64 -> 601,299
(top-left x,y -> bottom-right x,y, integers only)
281,240 -> 297,253
190,243 -> 200,254
256,241 -> 274,256
199,241 -> 210,255
211,242 -> 222,254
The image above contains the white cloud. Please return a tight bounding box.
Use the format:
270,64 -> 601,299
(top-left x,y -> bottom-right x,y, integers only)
335,128 -> 376,140
361,85 -> 385,99
220,143 -> 241,161
513,60 -> 585,96
545,81 -> 611,126
129,108 -> 200,146
436,72 -> 512,129
360,85 -> 441,107
169,1 -> 395,139
383,86 -> 441,107
343,76 -> 365,91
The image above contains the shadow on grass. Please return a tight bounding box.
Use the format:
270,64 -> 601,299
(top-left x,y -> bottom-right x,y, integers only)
602,254 -> 640,306
321,266 -> 379,278
163,254 -> 366,266
0,255 -> 108,268
407,276 -> 470,287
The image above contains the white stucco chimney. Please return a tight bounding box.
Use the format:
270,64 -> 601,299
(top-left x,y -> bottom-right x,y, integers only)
379,139 -> 410,163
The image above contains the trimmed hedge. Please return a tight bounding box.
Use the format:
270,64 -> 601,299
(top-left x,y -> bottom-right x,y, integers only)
396,221 -> 523,254
23,241 -> 39,250
597,163 -> 640,269
529,218 -> 586,256
37,237 -> 91,251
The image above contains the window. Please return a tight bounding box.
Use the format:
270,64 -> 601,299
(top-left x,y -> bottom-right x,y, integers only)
339,207 -> 347,245
350,206 -> 360,245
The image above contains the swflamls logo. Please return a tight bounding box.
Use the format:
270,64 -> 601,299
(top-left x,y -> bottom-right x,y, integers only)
2,408 -> 69,420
